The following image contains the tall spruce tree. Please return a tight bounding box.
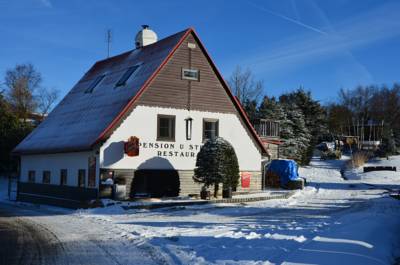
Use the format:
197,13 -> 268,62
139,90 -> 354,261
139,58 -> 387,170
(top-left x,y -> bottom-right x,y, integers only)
280,89 -> 326,164
281,102 -> 311,164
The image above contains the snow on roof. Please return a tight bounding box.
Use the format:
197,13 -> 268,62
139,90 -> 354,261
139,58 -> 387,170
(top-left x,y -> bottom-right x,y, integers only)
13,28 -> 268,156
13,29 -> 189,155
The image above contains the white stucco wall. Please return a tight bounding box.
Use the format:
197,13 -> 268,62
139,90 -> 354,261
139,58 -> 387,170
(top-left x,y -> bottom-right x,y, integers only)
99,105 -> 262,171
20,151 -> 99,187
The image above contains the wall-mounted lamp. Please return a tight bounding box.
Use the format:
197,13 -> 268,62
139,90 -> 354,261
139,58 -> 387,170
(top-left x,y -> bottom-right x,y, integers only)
185,117 -> 193,140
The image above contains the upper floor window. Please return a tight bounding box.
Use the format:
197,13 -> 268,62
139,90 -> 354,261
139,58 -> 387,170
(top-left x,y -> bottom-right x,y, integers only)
182,68 -> 199,81
115,65 -> 140,87
42,171 -> 51,184
157,115 -> 175,141
60,169 -> 68,186
203,119 -> 219,141
85,74 -> 105,93
28,170 -> 35,182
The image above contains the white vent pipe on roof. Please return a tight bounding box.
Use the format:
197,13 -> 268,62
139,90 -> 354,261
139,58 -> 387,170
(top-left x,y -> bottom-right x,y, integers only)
135,25 -> 158,48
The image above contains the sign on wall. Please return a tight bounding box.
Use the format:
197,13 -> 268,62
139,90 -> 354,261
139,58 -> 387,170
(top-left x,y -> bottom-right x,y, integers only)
124,136 -> 140,157
241,172 -> 251,188
139,142 -> 202,158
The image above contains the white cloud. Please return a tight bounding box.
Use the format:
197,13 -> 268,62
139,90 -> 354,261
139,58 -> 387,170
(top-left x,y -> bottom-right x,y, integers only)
233,2 -> 400,76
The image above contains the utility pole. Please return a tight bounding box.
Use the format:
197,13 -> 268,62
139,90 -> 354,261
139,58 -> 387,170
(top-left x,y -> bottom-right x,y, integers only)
106,29 -> 112,58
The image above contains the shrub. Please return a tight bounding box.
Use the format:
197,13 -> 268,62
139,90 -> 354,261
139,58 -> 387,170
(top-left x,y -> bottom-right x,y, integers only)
321,150 -> 342,160
193,137 -> 239,197
347,151 -> 370,169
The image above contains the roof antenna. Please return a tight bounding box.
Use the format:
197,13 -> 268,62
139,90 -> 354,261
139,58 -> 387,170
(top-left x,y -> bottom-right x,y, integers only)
106,29 -> 112,58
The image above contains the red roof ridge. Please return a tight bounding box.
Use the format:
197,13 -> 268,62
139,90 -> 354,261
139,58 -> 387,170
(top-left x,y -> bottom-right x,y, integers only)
92,28 -> 192,146
189,28 -> 269,157
92,27 -> 269,157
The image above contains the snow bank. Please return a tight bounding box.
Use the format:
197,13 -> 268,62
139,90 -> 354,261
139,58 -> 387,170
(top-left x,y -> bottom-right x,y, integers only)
312,236 -> 373,249
265,233 -> 307,243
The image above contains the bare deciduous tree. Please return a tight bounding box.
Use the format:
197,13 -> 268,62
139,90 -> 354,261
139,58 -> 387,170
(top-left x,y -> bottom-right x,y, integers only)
5,64 -> 41,120
37,86 -> 59,117
228,66 -> 263,105
4,63 -> 58,121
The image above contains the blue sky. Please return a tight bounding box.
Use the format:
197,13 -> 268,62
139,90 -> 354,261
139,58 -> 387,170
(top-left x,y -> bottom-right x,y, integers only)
1,0 -> 399,104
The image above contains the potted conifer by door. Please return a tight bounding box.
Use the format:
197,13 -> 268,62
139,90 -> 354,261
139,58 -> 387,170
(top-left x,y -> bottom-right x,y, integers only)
193,137 -> 239,199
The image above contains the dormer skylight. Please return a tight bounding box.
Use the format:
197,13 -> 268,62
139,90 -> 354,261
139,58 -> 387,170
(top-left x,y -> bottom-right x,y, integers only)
115,65 -> 140,87
85,74 -> 105,93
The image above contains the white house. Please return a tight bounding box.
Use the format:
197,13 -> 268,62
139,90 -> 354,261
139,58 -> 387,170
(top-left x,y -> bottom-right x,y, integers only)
13,26 -> 269,207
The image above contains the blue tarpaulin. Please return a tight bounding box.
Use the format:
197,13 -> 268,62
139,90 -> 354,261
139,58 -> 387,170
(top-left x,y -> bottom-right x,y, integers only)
266,159 -> 299,187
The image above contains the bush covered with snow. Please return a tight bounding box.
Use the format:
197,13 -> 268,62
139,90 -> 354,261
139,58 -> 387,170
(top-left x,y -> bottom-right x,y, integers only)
193,137 -> 239,197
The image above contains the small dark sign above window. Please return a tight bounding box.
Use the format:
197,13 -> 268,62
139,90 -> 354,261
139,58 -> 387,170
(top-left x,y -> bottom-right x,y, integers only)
182,68 -> 199,81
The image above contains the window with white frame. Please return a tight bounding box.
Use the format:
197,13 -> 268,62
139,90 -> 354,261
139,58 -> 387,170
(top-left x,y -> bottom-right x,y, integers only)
182,68 -> 199,81
203,119 -> 219,141
157,115 -> 175,141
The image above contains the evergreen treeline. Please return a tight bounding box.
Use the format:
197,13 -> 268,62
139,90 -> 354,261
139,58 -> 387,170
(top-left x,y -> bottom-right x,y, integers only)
244,89 -> 327,165
230,67 -> 399,163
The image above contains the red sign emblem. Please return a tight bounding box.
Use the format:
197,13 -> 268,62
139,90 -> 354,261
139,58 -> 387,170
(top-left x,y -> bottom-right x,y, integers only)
124,136 -> 139,157
241,172 -> 251,188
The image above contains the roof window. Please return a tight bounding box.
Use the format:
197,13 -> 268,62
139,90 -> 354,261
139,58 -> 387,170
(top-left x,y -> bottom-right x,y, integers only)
115,65 -> 140,87
85,74 -> 105,93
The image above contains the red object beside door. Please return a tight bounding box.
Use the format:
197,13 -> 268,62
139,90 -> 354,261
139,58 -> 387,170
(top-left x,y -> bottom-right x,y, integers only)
241,172 -> 251,188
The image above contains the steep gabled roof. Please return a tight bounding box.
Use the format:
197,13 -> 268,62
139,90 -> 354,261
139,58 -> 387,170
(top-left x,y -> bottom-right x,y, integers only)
13,28 -> 268,156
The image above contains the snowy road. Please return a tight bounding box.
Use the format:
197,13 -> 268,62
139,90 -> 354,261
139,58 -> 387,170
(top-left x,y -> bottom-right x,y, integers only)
0,201 -> 162,265
1,156 -> 400,265
0,203 -> 65,265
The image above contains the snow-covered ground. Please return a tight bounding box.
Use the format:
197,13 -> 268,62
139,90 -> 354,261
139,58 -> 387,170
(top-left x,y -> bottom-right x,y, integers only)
1,156 -> 400,265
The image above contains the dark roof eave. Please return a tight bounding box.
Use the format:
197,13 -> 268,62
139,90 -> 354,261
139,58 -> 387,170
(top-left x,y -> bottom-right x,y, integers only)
12,146 -> 93,156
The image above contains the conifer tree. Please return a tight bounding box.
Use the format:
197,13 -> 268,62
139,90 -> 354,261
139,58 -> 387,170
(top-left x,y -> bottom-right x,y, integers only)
280,89 -> 326,164
280,103 -> 311,164
193,138 -> 239,197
